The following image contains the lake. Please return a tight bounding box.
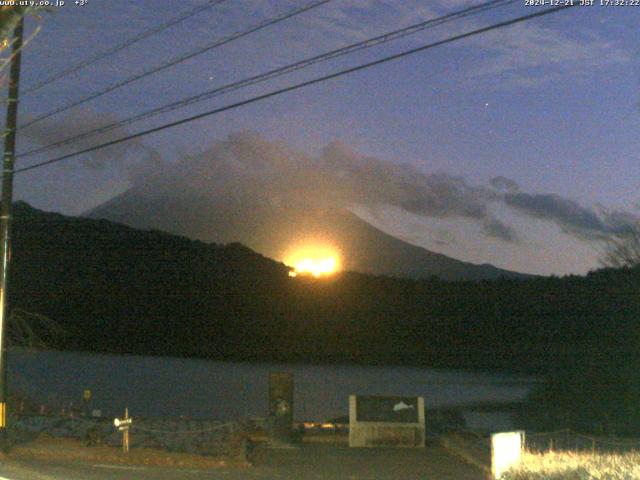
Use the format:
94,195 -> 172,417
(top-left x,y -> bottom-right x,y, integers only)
8,348 -> 537,423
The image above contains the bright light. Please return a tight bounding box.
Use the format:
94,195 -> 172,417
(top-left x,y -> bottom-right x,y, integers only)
491,431 -> 524,479
284,244 -> 341,278
293,257 -> 337,277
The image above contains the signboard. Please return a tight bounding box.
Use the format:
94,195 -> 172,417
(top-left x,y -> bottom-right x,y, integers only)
114,417 -> 132,431
349,395 -> 425,448
114,409 -> 132,453
356,396 -> 419,423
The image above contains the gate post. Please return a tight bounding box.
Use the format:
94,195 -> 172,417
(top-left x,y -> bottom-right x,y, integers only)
268,372 -> 294,447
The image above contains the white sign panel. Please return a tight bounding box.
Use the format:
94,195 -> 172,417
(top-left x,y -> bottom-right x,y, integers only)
491,431 -> 524,479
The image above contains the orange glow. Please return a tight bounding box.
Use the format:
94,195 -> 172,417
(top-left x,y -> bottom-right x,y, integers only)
284,245 -> 341,278
290,257 -> 337,277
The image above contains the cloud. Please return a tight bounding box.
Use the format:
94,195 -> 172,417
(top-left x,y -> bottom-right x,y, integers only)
468,20 -> 632,88
490,176 -> 520,193
18,110 -> 158,173
482,218 -> 518,242
502,192 -> 638,239
600,210 -> 640,236
297,0 -> 438,46
276,1 -> 632,90
307,2 -> 632,94
124,132 -> 637,245
130,132 -> 509,237
321,141 -> 492,220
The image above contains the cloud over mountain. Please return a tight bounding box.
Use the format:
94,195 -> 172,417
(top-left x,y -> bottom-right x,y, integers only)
127,132 -> 637,244
22,113 -> 638,248
503,192 -> 636,240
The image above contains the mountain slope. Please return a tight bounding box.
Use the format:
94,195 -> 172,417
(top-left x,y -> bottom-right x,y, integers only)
8,202 -> 640,374
88,190 -> 530,281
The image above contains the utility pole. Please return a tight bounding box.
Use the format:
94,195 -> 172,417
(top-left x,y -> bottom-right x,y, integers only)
0,14 -> 25,448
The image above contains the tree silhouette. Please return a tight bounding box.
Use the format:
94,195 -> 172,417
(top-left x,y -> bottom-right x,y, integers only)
601,224 -> 640,269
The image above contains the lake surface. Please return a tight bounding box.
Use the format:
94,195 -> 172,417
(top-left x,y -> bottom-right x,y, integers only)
8,349 -> 536,422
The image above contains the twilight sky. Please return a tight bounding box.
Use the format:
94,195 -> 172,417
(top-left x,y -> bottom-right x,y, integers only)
4,0 -> 640,276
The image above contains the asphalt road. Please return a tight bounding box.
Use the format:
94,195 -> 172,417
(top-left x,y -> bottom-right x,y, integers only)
0,443 -> 486,479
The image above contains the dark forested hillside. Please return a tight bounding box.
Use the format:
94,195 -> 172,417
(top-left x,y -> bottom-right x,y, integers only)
9,202 -> 640,375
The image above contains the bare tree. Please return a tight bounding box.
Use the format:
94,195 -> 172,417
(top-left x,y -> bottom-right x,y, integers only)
601,225 -> 640,269
8,308 -> 65,349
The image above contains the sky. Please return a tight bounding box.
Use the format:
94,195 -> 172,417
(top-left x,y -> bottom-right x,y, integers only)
3,0 -> 639,276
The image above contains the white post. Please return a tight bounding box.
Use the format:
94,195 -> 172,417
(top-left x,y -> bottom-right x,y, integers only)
491,431 -> 524,479
348,395 -> 357,447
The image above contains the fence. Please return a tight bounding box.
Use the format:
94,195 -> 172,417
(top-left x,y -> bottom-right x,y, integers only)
525,429 -> 640,454
8,414 -> 247,458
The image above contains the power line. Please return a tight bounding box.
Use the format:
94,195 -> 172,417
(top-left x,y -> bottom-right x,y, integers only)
18,0 -> 332,130
18,0 -> 516,159
21,0 -> 230,96
19,0 -> 513,157
15,4 -> 577,175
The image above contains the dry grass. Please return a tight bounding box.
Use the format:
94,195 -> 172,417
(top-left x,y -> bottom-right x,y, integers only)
3,435 -> 247,470
502,450 -> 640,480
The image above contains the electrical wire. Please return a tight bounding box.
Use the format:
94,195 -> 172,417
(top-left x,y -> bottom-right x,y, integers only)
21,0 -> 230,96
18,0 -> 517,159
18,0 -> 332,130
15,4 -> 577,175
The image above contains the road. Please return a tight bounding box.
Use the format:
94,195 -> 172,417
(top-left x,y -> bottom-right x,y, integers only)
0,443 -> 486,479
